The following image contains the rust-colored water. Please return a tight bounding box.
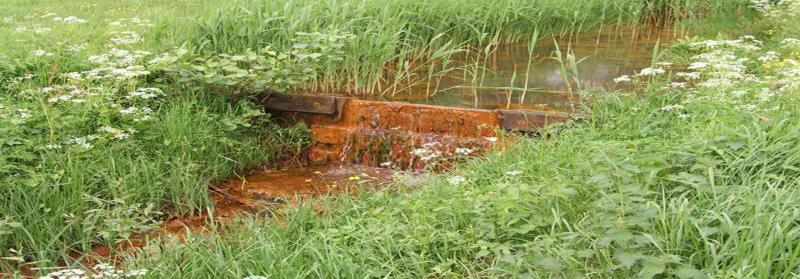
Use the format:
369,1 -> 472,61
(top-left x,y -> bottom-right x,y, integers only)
371,27 -> 682,111
215,164 -> 400,210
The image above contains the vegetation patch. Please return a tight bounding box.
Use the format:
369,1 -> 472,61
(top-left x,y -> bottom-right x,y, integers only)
2,0 -> 799,278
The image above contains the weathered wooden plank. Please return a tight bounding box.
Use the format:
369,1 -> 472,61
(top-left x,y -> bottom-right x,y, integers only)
498,110 -> 569,132
263,93 -> 337,114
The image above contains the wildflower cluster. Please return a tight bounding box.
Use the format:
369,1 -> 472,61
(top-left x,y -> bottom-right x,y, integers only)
613,66 -> 669,85
84,48 -> 152,80
671,34 -> 800,113
38,263 -> 147,279
147,32 -> 352,94
447,175 -> 467,185
109,17 -> 155,28
0,105 -> 33,125
752,0 -> 800,25
412,142 -> 445,162
615,32 -> 800,116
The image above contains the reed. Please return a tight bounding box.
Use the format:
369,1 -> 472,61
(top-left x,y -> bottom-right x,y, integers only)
184,0 -> 752,95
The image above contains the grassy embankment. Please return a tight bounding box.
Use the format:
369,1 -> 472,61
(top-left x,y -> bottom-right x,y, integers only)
118,2 -> 800,279
0,0 -> 767,277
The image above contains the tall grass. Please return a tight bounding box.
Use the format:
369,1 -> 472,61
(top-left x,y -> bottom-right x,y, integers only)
0,91 -> 304,268
186,0 -> 752,95
0,0 -> 316,269
124,87 -> 800,278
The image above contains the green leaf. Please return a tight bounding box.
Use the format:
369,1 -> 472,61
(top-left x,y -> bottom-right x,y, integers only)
613,250 -> 643,269
673,265 -> 708,279
637,257 -> 666,279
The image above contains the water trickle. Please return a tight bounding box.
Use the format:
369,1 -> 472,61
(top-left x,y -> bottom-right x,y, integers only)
213,164 -> 400,211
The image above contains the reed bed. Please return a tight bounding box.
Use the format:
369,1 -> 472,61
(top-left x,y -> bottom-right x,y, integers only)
186,0 -> 752,94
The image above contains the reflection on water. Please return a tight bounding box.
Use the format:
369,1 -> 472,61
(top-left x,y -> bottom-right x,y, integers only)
372,27 -> 681,111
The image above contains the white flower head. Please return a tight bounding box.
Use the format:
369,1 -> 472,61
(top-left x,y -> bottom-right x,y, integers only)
37,268 -> 85,279
447,175 -> 466,185
613,75 -> 632,83
636,67 -> 666,77
758,51 -> 780,62
660,104 -> 685,112
32,49 -> 54,57
454,147 -> 474,156
687,62 -> 709,70
669,82 -> 688,89
675,72 -> 701,80
781,38 -> 800,48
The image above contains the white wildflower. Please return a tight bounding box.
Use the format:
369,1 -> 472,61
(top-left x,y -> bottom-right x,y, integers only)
7,109 -> 32,125
125,269 -> 149,277
447,175 -> 466,185
89,263 -> 148,278
781,38 -> 800,48
134,115 -> 153,122
126,87 -> 164,100
45,144 -> 62,150
88,54 -> 110,64
613,75 -> 632,83
61,16 -> 87,24
68,135 -> 97,149
687,62 -> 709,70
67,43 -> 88,53
675,72 -> 701,80
128,17 -> 154,27
118,107 -> 139,115
32,26 -> 52,34
670,82 -> 688,88
758,51 -> 780,62
660,104 -> 685,111
62,72 -> 83,80
412,147 -> 442,162
37,268 -> 84,279
454,147 -> 474,156
636,67 -> 666,77
506,170 -> 522,176
32,49 -> 54,57
110,31 -> 143,45
98,126 -> 134,140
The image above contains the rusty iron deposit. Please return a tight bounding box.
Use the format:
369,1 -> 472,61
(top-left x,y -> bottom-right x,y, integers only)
263,93 -> 570,170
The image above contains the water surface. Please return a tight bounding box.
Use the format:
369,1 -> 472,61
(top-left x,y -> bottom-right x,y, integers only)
373,27 -> 680,111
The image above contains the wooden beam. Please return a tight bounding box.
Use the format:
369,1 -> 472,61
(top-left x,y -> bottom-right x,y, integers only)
263,93 -> 338,115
